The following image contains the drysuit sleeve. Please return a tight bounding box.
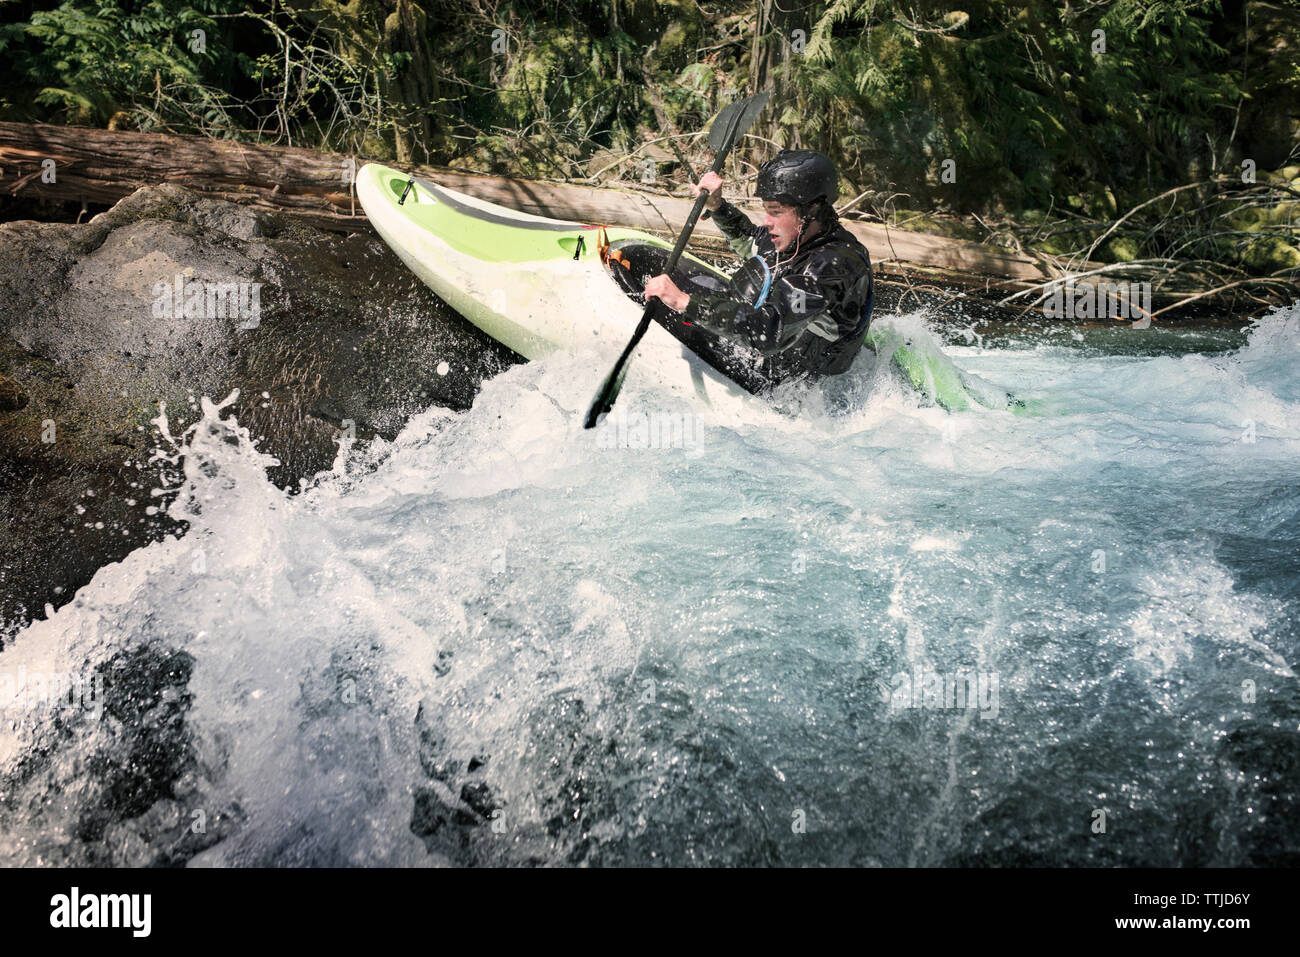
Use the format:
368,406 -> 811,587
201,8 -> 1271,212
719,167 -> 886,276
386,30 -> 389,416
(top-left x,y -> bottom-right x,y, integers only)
682,258 -> 854,358
710,199 -> 774,260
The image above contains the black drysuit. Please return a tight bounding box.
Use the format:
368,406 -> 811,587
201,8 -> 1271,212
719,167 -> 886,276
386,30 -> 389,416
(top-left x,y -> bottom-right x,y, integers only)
679,198 -> 875,386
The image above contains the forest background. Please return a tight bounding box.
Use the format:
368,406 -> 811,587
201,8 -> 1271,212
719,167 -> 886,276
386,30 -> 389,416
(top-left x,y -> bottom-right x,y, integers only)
1,0 -> 1297,279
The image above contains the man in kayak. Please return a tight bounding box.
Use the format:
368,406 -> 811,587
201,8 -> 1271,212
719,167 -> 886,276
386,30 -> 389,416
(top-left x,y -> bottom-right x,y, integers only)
643,149 -> 875,385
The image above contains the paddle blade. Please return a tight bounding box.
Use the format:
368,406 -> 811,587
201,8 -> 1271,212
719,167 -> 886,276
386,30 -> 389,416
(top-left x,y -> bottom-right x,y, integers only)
707,92 -> 770,151
584,310 -> 654,429
583,365 -> 624,429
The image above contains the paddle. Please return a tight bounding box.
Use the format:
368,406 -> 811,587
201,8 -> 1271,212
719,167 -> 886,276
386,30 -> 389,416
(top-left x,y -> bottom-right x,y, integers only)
582,92 -> 769,430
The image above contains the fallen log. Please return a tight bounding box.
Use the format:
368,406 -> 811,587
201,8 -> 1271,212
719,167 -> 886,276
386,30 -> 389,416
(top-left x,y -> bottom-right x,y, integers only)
0,121 -> 1056,284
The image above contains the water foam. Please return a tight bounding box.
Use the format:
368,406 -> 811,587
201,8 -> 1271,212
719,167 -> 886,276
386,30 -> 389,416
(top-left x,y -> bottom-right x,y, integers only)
2,306 -> 1297,865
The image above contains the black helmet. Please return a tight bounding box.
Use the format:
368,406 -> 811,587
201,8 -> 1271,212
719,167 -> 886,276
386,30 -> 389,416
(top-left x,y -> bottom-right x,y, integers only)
756,149 -> 839,207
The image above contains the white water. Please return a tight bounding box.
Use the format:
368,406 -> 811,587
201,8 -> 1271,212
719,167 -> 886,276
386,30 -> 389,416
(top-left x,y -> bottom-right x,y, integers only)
2,306 -> 1298,866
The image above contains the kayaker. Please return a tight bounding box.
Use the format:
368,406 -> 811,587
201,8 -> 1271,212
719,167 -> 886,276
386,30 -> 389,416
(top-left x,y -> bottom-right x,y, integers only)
643,149 -> 875,385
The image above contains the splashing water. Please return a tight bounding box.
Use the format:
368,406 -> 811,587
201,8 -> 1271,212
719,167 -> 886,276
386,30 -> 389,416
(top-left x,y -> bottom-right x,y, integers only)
1,306 -> 1298,866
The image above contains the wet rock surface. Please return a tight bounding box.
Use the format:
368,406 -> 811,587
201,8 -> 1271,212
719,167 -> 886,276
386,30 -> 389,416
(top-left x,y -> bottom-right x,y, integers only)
0,185 -> 517,636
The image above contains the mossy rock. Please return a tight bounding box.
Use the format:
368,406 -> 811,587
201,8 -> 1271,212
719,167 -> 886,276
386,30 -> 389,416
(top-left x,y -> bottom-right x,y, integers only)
1226,205 -> 1266,230
359,134 -> 389,159
1033,235 -> 1075,257
1060,183 -> 1118,219
1225,195 -> 1299,230
1099,234 -> 1141,263
1083,181 -> 1119,219
1242,236 -> 1300,273
1258,202 -> 1299,228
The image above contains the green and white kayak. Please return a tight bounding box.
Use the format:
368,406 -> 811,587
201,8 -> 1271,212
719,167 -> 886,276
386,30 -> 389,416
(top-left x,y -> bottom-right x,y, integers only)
356,162 -> 1025,415
357,162 -> 762,418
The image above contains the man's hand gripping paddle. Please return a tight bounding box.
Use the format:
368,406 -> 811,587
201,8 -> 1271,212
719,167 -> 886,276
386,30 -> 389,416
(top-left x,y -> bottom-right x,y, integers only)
583,92 -> 769,430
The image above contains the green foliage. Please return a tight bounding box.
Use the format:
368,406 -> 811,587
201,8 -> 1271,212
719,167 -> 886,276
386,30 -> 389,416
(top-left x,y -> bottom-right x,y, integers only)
0,0 -> 1295,277
786,0 -> 1258,214
3,0 -> 243,129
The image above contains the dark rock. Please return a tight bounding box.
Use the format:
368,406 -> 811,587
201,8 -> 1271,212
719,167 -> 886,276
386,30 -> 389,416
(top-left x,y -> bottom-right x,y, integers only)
79,646 -> 197,840
459,781 -> 496,819
0,373 -> 26,411
0,642 -> 239,865
0,184 -> 519,636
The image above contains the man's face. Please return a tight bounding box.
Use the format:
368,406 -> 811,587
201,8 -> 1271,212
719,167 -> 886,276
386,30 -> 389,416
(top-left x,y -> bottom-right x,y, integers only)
762,200 -> 802,252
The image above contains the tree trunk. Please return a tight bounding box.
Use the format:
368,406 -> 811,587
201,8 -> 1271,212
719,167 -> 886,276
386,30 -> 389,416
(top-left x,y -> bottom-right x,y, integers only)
748,0 -> 821,155
0,120 -> 1069,285
382,0 -> 441,164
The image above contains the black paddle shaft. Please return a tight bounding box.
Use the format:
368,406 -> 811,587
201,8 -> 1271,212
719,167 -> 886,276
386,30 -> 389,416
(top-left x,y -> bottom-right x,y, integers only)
582,152 -> 731,428
583,93 -> 768,429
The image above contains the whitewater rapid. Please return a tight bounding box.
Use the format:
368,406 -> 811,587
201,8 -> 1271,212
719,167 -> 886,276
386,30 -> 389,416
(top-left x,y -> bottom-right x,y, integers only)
2,306 -> 1297,866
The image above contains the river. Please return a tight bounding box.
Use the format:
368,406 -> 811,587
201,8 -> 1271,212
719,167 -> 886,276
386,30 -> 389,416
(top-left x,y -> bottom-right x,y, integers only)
1,305 -> 1297,866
